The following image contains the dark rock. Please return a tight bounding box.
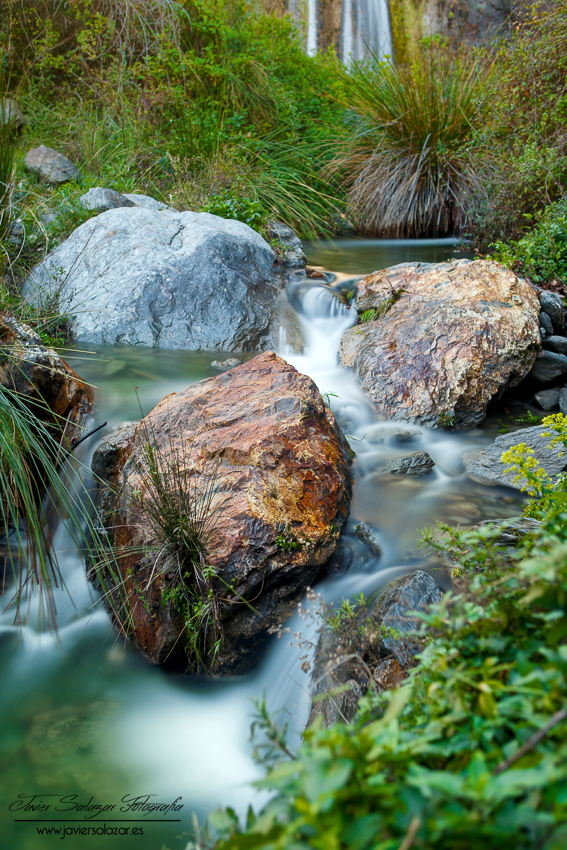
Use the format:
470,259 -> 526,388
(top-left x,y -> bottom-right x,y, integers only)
354,522 -> 382,556
307,570 -> 444,728
463,425 -> 567,487
539,311 -> 553,336
24,145 -> 82,183
543,335 -> 567,355
79,188 -> 136,214
385,451 -> 434,475
534,388 -> 560,410
264,220 -> 306,269
528,350 -> 567,384
560,388 -> 567,416
91,352 -> 353,675
539,290 -> 565,332
339,260 -> 540,429
25,208 -> 284,350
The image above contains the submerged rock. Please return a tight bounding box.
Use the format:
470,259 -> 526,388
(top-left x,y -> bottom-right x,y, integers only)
463,425 -> 567,487
91,352 -> 353,675
385,451 -> 435,475
338,259 -> 541,429
25,208 -> 284,350
307,569 -> 444,728
24,145 -> 82,183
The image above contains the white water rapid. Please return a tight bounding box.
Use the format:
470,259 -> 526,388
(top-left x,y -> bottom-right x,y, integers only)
0,274 -> 524,850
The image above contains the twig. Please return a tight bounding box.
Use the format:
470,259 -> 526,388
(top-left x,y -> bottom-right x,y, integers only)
71,421 -> 107,450
493,706 -> 567,776
398,816 -> 421,850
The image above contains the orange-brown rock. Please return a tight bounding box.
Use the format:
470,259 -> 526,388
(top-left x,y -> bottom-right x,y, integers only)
91,352 -> 353,675
338,259 -> 541,429
0,315 -> 93,440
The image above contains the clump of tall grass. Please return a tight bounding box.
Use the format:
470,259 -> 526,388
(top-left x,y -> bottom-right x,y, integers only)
0,96 -> 17,269
335,47 -> 494,237
0,383 -> 107,629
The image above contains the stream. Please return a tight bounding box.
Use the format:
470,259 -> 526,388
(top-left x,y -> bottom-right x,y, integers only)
1,239 -> 525,850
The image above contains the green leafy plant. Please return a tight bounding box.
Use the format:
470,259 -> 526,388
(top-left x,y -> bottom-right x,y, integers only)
492,200 -> 567,285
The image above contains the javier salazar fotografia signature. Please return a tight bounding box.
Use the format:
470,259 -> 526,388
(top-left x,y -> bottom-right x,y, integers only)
10,794 -> 184,836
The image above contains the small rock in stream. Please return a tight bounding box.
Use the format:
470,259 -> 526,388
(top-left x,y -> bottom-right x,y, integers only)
385,451 -> 435,475
211,358 -> 241,369
354,523 -> 382,557
534,388 -> 560,410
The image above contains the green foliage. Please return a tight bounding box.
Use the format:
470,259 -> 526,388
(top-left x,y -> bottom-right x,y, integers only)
473,3 -> 567,249
491,200 -> 567,284
335,45 -> 493,236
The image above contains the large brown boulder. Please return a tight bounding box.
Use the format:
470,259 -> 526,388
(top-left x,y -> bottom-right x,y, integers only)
339,259 -> 541,429
91,352 -> 353,675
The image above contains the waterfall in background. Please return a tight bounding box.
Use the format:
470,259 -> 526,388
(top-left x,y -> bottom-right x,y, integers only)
306,0 -> 318,56
294,0 -> 392,66
354,0 -> 392,62
341,0 -> 355,68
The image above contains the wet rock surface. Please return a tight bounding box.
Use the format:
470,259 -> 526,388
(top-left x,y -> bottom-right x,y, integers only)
307,570 -> 444,728
385,450 -> 435,475
338,259 -> 541,429
25,208 -> 284,350
264,220 -> 306,269
91,352 -> 353,674
24,145 -> 82,183
463,425 -> 567,487
0,315 -> 93,439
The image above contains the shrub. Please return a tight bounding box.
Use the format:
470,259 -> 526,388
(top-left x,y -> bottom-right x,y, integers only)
472,2 -> 567,248
334,46 -> 493,237
491,199 -> 567,286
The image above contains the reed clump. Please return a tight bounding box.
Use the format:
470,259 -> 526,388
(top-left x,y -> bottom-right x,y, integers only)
335,46 -> 493,237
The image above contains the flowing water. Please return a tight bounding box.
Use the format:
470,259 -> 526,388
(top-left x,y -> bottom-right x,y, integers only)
1,240 -> 524,850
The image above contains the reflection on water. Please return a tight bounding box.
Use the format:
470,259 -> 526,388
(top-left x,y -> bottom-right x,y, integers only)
1,238 -> 522,850
305,237 -> 474,276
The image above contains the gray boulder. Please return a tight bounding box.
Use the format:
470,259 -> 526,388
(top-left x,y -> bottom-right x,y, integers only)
264,220 -> 306,269
528,350 -> 567,384
543,335 -> 567,355
539,290 -> 565,332
24,145 -> 82,183
1,97 -> 26,128
464,425 -> 567,487
385,451 -> 435,475
122,193 -> 173,211
353,522 -> 382,556
79,188 -> 136,213
24,207 -> 283,350
534,388 -> 560,410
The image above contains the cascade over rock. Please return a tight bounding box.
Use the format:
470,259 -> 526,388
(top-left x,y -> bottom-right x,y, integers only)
24,208 -> 285,351
338,259 -> 541,429
91,352 -> 353,675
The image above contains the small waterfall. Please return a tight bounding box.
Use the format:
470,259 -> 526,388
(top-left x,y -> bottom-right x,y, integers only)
306,0 -> 318,56
293,0 -> 392,65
